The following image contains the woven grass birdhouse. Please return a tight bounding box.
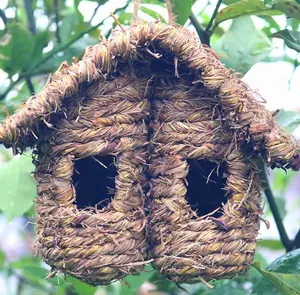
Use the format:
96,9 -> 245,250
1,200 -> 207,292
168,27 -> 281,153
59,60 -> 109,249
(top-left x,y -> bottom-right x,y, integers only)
0,3 -> 300,286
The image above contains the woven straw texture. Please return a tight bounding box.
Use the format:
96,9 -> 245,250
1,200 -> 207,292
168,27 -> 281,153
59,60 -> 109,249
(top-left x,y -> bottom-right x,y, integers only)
0,21 -> 299,285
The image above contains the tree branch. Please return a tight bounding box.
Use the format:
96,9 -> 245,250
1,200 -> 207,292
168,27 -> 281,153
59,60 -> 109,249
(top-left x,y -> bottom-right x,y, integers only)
26,78 -> 35,95
54,0 -> 61,43
12,0 -> 19,22
89,1 -> 102,24
0,20 -> 104,101
29,1 -> 133,75
189,12 -> 210,46
292,229 -> 300,249
0,79 -> 21,100
26,20 -> 104,75
24,0 -> 36,34
206,0 -> 222,34
0,9 -> 7,32
261,166 -> 293,252
0,68 -> 55,101
288,53 -> 299,90
0,1 -> 132,101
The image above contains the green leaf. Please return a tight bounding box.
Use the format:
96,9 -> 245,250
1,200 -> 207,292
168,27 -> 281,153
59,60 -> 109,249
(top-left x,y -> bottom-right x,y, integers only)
272,0 -> 300,20
287,18 -> 300,30
271,29 -> 300,52
252,251 -> 300,295
260,15 -> 281,36
213,0 -> 282,30
120,265 -> 155,295
0,156 -> 36,220
275,197 -> 287,219
271,166 -> 296,194
201,283 -> 246,295
258,239 -> 284,250
117,12 -> 133,25
66,277 -> 97,295
268,249 -> 300,274
275,110 -> 300,132
0,23 -> 35,75
148,271 -> 179,294
254,253 -> 269,269
143,0 -> 164,4
32,36 -> 96,75
252,262 -> 300,295
60,13 -> 78,42
212,16 -> 272,74
24,31 -> 50,71
11,257 -> 96,292
140,6 -> 166,22
0,251 -> 5,270
224,0 -> 241,4
171,0 -> 193,25
11,258 -> 51,289
102,282 -> 122,295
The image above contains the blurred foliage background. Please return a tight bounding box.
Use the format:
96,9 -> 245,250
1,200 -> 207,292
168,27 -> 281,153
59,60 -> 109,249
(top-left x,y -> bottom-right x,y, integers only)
0,0 -> 300,294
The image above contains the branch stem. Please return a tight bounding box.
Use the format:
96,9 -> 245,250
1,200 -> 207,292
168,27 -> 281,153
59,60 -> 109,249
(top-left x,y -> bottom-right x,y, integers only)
26,78 -> 35,95
24,0 -> 36,34
0,9 -> 7,32
206,0 -> 222,34
292,229 -> 300,249
0,19 -> 104,101
262,166 -> 292,252
0,79 -> 21,100
54,0 -> 61,43
89,2 -> 102,24
189,12 -> 210,46
24,20 -> 103,76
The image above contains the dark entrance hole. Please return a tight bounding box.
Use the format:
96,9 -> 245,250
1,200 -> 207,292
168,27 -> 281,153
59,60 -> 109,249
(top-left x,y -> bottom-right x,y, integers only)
72,155 -> 117,209
186,159 -> 228,217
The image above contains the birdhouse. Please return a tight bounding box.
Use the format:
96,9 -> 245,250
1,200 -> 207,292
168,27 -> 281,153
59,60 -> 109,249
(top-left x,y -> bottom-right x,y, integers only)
0,20 -> 299,286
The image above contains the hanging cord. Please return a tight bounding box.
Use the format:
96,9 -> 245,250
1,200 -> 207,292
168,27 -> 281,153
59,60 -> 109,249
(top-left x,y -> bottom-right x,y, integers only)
132,0 -> 140,24
165,0 -> 175,24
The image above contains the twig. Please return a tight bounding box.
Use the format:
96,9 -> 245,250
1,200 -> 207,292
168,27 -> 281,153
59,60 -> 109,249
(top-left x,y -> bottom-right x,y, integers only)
25,20 -> 104,75
0,20 -> 104,101
288,54 -> 299,90
89,1 -> 102,24
189,12 -> 210,46
292,229 -> 300,249
26,78 -> 35,95
29,2 -> 137,74
206,0 -> 222,34
94,0 -> 131,38
0,78 -> 22,100
261,165 -> 293,252
54,0 -> 61,43
12,0 -> 19,22
0,1 -> 131,101
24,0 -> 36,34
0,9 -> 7,32
165,0 -> 175,24
110,12 -> 125,32
0,68 -> 53,101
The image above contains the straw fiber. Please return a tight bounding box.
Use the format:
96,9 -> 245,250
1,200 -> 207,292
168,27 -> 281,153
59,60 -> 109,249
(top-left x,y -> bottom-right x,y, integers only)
0,21 -> 299,285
